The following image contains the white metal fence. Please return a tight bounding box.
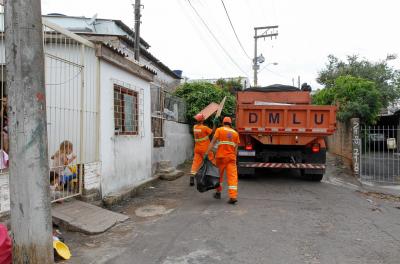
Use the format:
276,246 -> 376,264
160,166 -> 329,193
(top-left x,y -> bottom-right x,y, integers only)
360,126 -> 400,184
43,20 -> 99,202
0,14 -> 100,212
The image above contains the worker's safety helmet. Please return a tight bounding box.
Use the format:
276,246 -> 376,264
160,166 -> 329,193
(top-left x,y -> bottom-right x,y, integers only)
194,114 -> 205,122
223,117 -> 232,124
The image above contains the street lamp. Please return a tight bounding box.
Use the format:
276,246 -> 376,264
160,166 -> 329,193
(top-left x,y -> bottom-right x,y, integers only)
253,62 -> 278,86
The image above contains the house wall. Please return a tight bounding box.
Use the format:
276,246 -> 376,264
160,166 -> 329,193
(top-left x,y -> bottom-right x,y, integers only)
99,61 -> 153,196
152,120 -> 193,172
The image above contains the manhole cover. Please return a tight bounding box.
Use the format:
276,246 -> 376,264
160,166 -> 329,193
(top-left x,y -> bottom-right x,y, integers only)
135,205 -> 173,217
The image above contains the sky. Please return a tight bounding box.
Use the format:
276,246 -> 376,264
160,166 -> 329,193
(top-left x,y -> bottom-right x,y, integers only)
41,0 -> 400,89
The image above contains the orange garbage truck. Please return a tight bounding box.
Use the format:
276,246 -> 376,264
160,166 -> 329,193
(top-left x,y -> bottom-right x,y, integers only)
236,84 -> 337,181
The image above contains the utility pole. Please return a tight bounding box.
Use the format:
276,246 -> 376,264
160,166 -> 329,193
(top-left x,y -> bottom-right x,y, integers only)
5,0 -> 54,263
253,25 -> 278,87
134,0 -> 142,61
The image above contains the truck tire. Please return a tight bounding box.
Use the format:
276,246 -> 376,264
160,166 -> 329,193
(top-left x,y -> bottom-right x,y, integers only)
309,174 -> 323,182
301,170 -> 323,182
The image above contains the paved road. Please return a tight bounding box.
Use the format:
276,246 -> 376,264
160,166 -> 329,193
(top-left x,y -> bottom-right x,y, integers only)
65,166 -> 400,264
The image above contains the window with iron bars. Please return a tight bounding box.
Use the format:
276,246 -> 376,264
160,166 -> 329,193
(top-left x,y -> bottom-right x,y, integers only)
114,84 -> 139,135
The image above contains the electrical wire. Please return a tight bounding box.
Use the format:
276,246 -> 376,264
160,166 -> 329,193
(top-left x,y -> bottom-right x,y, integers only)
220,0 -> 252,60
186,0 -> 249,77
175,0 -> 229,71
260,66 -> 292,82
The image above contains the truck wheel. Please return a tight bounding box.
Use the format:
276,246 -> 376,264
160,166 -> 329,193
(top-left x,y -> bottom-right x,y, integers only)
301,170 -> 323,182
309,174 -> 323,182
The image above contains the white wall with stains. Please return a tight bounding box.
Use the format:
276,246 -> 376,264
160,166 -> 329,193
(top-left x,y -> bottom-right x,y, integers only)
99,61 -> 152,197
152,121 -> 193,173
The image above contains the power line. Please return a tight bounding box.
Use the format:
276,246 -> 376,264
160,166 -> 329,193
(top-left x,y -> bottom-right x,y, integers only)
220,0 -> 251,60
175,0 -> 229,70
260,66 -> 291,82
186,0 -> 249,77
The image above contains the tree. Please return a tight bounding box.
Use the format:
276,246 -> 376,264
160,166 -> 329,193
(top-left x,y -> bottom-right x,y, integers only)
174,82 -> 236,126
317,55 -> 400,108
313,76 -> 382,124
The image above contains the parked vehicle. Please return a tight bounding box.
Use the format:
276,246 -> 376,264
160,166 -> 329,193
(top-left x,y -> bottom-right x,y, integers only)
368,133 -> 386,151
235,85 -> 337,181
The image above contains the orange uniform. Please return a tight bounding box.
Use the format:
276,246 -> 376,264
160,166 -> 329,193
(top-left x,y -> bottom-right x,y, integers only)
190,124 -> 214,175
214,126 -> 240,199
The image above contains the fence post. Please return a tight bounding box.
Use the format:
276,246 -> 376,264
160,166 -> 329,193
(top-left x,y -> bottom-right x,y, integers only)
351,118 -> 361,177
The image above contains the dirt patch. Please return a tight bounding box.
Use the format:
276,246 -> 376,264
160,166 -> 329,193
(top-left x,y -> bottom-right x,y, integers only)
359,191 -> 400,202
120,198 -> 179,221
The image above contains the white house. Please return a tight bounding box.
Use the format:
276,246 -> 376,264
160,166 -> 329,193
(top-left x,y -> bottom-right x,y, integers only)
43,14 -> 193,174
0,13 -> 193,214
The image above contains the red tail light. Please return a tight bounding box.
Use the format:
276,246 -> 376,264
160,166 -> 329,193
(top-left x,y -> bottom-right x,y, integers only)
245,136 -> 253,150
312,143 -> 320,153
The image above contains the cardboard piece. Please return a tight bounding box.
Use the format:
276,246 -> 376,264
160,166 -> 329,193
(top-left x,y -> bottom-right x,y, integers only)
195,97 -> 227,120
216,96 -> 227,118
196,102 -> 219,120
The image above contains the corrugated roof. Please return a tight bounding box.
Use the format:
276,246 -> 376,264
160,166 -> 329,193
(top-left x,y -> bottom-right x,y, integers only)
78,33 -> 181,80
43,14 -> 150,48
43,14 -> 180,79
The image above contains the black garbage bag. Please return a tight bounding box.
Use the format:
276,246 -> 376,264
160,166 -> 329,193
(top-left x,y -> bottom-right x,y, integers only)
195,158 -> 220,193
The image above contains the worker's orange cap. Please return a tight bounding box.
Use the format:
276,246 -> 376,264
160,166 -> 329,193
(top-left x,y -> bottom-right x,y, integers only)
223,117 -> 232,124
194,114 -> 205,122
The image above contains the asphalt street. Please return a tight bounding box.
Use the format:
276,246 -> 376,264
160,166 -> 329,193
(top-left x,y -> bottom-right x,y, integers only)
64,162 -> 400,264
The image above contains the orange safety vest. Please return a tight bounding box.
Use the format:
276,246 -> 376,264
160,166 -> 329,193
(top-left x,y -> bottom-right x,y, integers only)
193,124 -> 212,152
214,126 -> 240,160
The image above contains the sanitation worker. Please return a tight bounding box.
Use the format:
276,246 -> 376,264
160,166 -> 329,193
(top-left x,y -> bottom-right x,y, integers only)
205,117 -> 240,204
189,114 -> 217,186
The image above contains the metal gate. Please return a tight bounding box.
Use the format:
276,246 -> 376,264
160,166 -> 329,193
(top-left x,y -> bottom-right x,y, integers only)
0,11 -> 99,212
43,20 -> 99,202
360,126 -> 400,184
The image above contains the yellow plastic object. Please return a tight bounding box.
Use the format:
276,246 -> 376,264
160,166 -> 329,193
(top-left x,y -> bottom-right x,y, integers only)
68,165 -> 77,174
53,240 -> 72,260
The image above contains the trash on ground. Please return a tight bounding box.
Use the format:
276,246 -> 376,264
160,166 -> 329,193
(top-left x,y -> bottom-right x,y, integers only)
53,237 -> 72,260
195,158 -> 220,193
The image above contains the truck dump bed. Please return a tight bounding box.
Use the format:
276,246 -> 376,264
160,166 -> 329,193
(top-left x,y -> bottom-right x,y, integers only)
236,90 -> 336,144
236,87 -> 336,178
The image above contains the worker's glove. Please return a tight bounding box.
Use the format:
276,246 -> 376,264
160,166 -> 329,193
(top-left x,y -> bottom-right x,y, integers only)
212,117 -> 219,126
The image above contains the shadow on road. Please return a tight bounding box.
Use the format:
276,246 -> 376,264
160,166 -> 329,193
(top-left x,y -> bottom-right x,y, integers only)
239,168 -> 310,183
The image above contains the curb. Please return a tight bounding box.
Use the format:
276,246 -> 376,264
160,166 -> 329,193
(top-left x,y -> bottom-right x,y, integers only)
360,182 -> 400,197
102,176 -> 160,207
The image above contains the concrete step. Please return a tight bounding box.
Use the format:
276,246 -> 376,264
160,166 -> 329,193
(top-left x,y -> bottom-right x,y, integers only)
159,170 -> 185,181
158,160 -> 172,170
157,167 -> 175,174
52,200 -> 129,235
